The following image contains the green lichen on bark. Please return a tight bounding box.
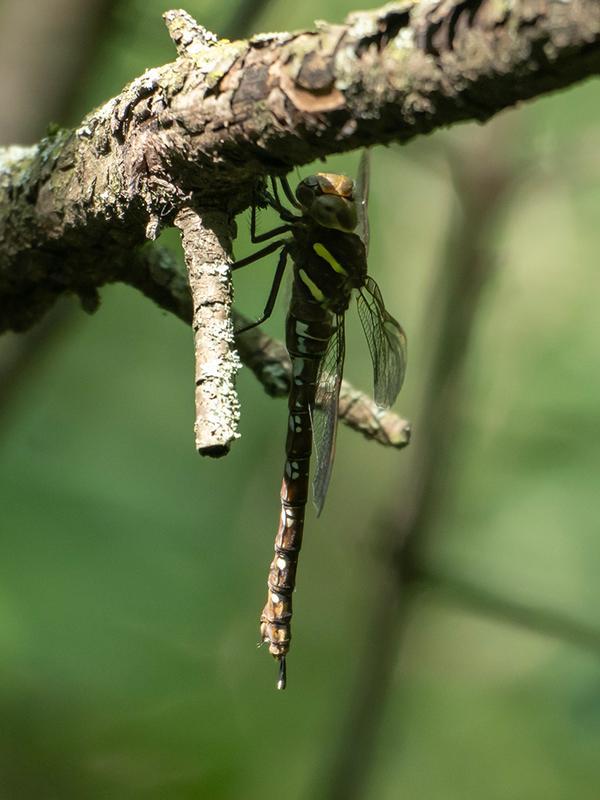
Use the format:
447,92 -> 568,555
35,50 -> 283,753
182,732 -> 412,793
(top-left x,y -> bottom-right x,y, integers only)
0,0 -> 598,334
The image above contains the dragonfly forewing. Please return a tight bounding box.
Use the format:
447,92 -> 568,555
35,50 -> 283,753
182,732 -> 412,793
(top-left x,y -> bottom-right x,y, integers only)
312,316 -> 346,517
355,150 -> 370,254
357,276 -> 407,408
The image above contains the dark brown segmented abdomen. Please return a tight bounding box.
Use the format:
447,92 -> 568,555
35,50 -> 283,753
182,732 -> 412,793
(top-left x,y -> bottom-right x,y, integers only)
259,294 -> 332,687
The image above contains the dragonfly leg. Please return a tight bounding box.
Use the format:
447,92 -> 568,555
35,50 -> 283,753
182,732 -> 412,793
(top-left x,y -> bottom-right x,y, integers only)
249,192 -> 293,243
279,175 -> 302,209
268,177 -> 299,221
231,238 -> 288,271
269,176 -> 283,208
235,247 -> 288,334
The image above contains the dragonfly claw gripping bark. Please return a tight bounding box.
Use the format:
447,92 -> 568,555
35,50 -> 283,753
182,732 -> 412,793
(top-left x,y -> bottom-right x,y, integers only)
233,153 -> 407,689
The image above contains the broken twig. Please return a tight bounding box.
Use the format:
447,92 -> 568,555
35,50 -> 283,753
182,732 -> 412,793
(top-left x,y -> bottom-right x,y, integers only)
174,207 -> 240,456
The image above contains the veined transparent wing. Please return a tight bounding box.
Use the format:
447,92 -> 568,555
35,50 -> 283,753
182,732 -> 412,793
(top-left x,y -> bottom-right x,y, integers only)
355,150 -> 370,254
357,276 -> 406,409
311,316 -> 346,517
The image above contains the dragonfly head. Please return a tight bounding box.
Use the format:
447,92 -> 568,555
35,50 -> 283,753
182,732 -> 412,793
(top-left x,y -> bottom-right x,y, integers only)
296,172 -> 358,232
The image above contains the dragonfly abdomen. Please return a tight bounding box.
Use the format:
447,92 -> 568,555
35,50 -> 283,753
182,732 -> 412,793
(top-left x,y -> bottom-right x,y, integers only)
260,301 -> 332,688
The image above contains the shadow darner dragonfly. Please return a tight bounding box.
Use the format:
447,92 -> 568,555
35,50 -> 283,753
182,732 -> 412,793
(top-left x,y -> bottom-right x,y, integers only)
233,152 -> 406,689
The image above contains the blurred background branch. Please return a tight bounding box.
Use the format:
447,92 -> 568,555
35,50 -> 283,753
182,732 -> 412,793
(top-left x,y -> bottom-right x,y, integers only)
0,0 -> 117,145
319,114 -> 600,800
224,0 -> 272,39
0,0 -> 118,430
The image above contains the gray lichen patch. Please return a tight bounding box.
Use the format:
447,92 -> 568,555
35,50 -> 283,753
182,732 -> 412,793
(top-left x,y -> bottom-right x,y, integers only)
0,0 -> 598,336
0,144 -> 38,176
175,206 -> 241,455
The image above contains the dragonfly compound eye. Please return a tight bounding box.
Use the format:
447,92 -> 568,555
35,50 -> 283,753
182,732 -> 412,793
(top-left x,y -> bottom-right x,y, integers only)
295,175 -> 320,209
309,194 -> 358,232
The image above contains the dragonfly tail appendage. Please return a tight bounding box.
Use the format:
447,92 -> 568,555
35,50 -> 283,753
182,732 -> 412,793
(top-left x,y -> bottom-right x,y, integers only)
277,657 -> 287,690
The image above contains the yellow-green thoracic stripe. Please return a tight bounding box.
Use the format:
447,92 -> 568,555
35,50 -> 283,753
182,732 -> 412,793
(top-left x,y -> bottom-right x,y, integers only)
299,269 -> 325,302
313,242 -> 348,275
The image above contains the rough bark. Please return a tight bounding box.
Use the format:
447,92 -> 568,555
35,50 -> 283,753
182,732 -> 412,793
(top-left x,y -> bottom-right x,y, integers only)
0,0 -> 598,335
174,206 -> 240,455
0,1 -> 597,450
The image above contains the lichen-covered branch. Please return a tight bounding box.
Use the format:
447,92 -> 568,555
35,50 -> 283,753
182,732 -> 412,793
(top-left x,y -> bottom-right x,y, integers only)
337,383 -> 411,448
237,320 -> 411,447
0,1 -> 598,334
174,206 -> 240,455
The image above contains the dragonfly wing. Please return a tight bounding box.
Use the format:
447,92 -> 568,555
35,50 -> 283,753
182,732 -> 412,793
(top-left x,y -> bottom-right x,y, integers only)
312,316 -> 346,517
357,276 -> 407,409
355,150 -> 370,255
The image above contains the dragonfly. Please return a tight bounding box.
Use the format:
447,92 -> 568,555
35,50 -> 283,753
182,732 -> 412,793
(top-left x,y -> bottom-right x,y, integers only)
232,152 -> 407,689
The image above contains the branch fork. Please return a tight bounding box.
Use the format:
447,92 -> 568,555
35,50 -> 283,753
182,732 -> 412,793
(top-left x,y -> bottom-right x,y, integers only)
1,1 -> 597,454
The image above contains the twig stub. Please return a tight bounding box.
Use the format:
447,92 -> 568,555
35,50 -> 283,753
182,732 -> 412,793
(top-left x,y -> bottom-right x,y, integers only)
174,207 -> 240,457
163,9 -> 219,57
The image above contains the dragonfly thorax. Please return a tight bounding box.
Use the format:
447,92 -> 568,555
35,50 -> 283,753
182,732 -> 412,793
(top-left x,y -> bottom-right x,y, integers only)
289,222 -> 367,315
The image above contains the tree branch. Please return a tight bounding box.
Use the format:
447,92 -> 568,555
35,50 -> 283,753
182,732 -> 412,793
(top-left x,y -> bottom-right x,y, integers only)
1,0 -> 598,333
174,206 -> 240,455
0,1 -> 595,457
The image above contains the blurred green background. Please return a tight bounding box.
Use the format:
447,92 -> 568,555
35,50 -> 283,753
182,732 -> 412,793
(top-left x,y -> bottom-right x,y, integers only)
1,1 -> 600,798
